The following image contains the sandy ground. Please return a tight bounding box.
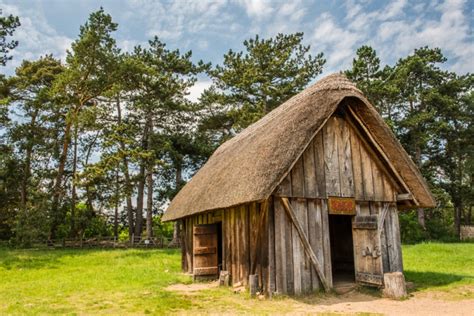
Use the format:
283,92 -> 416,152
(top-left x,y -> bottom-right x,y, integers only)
166,282 -> 474,315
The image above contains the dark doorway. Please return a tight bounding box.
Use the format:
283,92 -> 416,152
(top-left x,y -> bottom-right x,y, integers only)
328,215 -> 355,283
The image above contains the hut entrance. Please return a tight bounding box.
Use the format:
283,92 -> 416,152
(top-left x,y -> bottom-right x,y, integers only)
328,214 -> 355,284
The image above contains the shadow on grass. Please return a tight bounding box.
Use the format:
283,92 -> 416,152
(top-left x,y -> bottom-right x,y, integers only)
404,270 -> 473,291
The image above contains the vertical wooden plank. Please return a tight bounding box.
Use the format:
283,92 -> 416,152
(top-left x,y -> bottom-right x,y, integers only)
261,202 -> 269,293
303,143 -> 317,198
230,208 -> 237,284
308,200 -> 321,291
241,205 -> 249,285
382,176 -> 395,202
336,117 -> 354,197
225,210 -> 232,275
249,203 -> 257,276
278,175 -> 292,196
299,199 -> 312,293
292,203 -> 302,295
389,206 -> 403,272
291,158 -> 305,197
360,143 -> 375,200
349,125 -> 364,200
285,201 -> 295,294
314,132 -> 326,198
372,163 -> 384,201
380,204 -> 390,273
324,117 -> 340,196
268,199 -> 276,296
274,198 -> 287,294
321,199 -> 332,287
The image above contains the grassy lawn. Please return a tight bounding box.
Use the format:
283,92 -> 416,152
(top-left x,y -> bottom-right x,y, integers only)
0,242 -> 472,315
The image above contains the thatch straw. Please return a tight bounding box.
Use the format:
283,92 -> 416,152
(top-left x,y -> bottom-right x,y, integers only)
162,74 -> 435,221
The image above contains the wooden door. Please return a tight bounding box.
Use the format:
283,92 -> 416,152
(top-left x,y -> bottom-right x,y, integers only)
352,215 -> 383,286
193,224 -> 219,278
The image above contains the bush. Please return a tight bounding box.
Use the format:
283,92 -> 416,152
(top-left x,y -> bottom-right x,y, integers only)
399,211 -> 428,244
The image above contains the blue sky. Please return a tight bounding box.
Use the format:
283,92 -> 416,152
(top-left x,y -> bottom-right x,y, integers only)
1,0 -> 473,100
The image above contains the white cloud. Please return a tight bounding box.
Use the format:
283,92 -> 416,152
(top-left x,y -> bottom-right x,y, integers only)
312,13 -> 362,72
126,0 -> 232,42
186,80 -> 213,102
236,0 -> 274,19
1,1 -> 72,75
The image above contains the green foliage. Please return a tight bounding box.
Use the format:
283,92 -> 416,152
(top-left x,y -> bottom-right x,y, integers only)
205,32 -> 325,132
399,211 -> 428,244
0,10 -> 20,66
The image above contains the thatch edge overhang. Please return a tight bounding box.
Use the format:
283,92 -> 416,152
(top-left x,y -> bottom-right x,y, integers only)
162,74 -> 435,222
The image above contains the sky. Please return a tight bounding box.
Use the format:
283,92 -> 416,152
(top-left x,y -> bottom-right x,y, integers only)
1,0 -> 473,101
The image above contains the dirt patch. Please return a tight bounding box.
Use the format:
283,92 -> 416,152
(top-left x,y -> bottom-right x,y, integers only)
165,281 -> 219,294
167,283 -> 474,315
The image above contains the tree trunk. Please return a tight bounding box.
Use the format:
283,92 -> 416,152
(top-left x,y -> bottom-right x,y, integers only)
146,166 -> 153,239
114,166 -> 119,239
116,97 -> 135,241
145,119 -> 154,240
454,204 -> 462,239
134,117 -> 150,239
20,109 -> 38,209
414,145 -> 426,229
70,121 -> 78,236
50,114 -> 73,239
169,160 -> 183,246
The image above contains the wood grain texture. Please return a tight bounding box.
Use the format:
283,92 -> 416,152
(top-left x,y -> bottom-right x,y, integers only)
324,117 -> 341,196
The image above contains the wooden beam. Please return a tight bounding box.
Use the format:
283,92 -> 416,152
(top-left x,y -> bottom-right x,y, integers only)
397,193 -> 413,201
280,197 -> 330,292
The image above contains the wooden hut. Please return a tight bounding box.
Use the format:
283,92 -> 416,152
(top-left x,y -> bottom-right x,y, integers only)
162,74 -> 435,295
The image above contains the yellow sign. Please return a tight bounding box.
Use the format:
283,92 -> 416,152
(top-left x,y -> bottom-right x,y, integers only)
328,197 -> 356,215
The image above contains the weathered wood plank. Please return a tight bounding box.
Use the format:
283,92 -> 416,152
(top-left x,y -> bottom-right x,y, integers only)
324,117 -> 340,196
349,124 -> 364,200
249,203 -> 257,280
308,200 -> 322,291
299,199 -> 312,293
268,199 -> 276,296
274,198 -> 287,294
291,158 -> 305,197
372,162 -> 385,201
241,205 -> 249,285
389,205 -> 403,272
336,117 -> 355,197
321,199 -> 332,288
314,132 -> 326,198
303,142 -> 317,198
231,208 -> 237,284
277,175 -> 292,196
281,197 -> 330,292
359,144 -> 375,200
285,202 -> 295,294
291,203 -> 302,294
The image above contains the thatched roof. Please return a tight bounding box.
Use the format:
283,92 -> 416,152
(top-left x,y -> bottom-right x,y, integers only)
162,74 -> 435,221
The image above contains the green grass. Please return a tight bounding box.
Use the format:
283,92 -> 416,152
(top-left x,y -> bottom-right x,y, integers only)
0,242 -> 472,315
0,248 -> 193,315
403,242 -> 474,293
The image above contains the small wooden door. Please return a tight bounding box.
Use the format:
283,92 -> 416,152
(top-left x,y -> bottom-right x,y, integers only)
193,224 -> 219,278
352,215 -> 383,286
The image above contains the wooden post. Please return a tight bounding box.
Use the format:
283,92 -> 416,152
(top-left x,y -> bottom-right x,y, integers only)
383,272 -> 407,299
220,271 -> 230,287
249,274 -> 258,297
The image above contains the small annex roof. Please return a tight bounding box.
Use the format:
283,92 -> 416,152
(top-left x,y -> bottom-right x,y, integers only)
162,74 -> 435,221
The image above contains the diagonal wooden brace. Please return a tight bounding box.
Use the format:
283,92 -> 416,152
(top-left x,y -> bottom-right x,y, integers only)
280,197 -> 330,292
